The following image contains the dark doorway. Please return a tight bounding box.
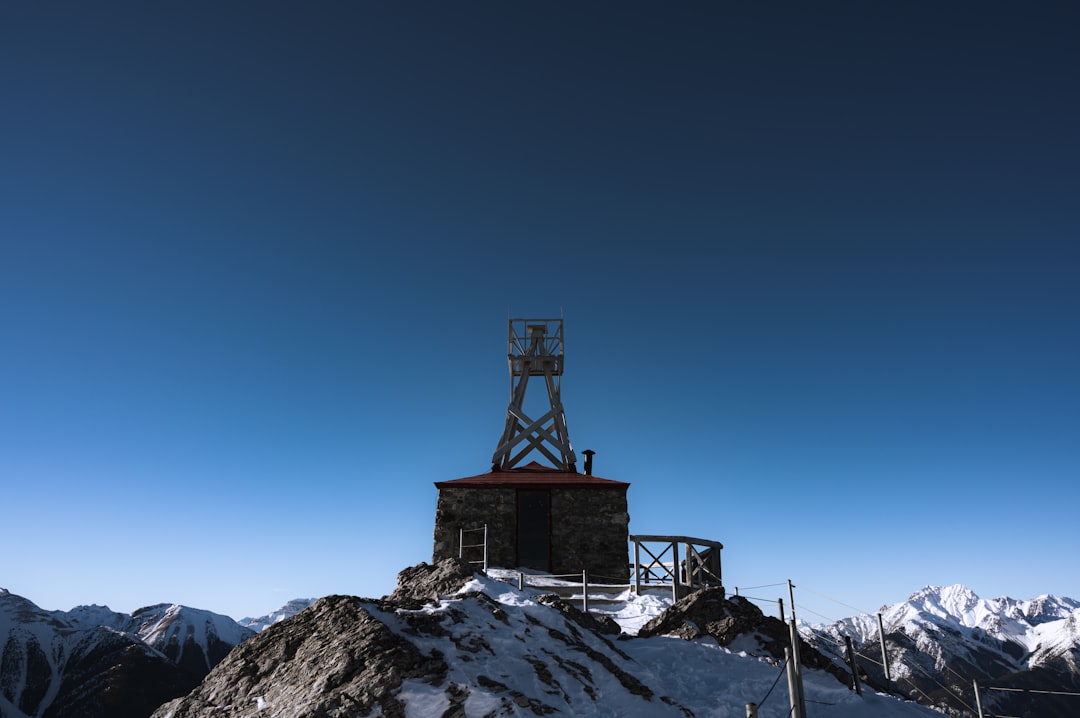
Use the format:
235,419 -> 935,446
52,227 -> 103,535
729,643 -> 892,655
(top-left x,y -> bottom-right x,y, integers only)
517,490 -> 550,571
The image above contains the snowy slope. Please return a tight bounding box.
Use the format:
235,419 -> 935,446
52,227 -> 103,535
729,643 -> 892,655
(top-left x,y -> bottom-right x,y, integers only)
0,588 -> 76,718
378,576 -> 942,717
1030,607 -> 1080,668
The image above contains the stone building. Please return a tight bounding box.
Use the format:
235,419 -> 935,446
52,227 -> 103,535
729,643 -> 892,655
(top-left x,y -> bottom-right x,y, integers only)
431,319 -> 630,579
432,461 -> 630,580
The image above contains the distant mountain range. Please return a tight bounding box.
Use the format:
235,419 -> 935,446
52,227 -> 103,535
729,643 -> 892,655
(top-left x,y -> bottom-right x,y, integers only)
805,584 -> 1080,717
0,588 -> 252,718
3,580 -> 1078,717
236,598 -> 315,634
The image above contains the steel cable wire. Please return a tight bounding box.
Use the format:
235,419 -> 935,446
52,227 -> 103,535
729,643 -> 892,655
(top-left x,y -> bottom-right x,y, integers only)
756,658 -> 788,709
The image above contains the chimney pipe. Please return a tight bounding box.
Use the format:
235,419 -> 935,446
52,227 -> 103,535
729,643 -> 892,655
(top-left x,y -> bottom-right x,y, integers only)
582,449 -> 595,476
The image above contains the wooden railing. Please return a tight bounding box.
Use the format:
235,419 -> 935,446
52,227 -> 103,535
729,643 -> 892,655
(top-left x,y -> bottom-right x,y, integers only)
630,535 -> 723,600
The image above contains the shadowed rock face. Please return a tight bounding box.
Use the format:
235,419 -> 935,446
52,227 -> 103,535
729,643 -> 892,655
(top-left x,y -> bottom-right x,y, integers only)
153,560 -> 478,718
41,632 -> 199,718
388,558 -> 477,606
153,595 -> 449,718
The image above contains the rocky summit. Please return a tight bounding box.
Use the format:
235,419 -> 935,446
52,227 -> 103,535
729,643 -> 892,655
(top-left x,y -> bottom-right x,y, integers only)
152,559 -> 939,718
153,594 -> 448,718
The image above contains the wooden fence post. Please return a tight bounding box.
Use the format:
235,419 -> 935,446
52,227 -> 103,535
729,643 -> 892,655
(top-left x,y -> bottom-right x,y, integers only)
788,581 -> 807,718
785,647 -> 802,718
877,612 -> 891,687
844,635 -> 862,695
670,541 -> 679,603
633,538 -> 641,595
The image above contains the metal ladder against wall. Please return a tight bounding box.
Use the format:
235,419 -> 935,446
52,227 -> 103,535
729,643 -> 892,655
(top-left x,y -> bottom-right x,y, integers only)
458,524 -> 488,573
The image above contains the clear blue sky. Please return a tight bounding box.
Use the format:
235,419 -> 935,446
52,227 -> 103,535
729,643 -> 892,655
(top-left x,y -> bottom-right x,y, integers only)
2,2 -> 1077,623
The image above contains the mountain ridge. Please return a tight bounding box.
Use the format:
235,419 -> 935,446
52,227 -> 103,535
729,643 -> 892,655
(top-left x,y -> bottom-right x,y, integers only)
0,588 -> 254,718
806,583 -> 1080,717
5,581 -> 1079,717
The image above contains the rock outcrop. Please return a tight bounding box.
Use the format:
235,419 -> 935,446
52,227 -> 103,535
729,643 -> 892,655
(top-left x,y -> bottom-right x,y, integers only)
140,559 -> 957,718
638,588 -> 853,686
152,595 -> 448,718
387,558 -> 476,606
152,559 -> 698,717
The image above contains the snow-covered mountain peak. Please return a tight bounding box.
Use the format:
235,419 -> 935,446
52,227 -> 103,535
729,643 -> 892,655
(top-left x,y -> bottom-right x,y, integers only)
238,597 -> 316,633
64,603 -> 129,631
132,603 -> 253,659
1013,594 -> 1080,625
883,585 -> 1080,649
807,584 -> 1080,717
902,584 -> 982,624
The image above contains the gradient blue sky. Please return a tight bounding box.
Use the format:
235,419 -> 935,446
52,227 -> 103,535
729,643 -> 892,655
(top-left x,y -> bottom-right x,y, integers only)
2,2 -> 1077,623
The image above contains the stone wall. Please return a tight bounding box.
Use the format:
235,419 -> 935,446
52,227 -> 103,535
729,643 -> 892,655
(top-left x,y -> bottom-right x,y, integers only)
432,486 -> 630,580
550,488 -> 630,580
432,487 -> 517,568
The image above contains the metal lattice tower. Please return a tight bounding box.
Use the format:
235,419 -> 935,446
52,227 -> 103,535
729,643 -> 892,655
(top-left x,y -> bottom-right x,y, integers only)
491,319 -> 577,472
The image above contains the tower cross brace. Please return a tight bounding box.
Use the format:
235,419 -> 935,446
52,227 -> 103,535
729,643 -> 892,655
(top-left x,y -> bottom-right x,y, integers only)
491,319 -> 577,472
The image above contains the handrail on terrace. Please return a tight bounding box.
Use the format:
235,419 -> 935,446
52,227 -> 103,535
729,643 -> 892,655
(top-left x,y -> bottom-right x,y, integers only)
630,534 -> 723,601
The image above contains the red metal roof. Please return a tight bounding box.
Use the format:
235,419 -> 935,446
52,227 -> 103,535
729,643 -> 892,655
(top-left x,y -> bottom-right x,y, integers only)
434,461 -> 630,489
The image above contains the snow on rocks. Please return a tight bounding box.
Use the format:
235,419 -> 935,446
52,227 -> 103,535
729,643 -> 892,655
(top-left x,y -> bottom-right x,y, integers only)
153,561 -> 940,717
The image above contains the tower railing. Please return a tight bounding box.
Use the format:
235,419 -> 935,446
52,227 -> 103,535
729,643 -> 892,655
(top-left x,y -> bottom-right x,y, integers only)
507,318 -> 565,377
